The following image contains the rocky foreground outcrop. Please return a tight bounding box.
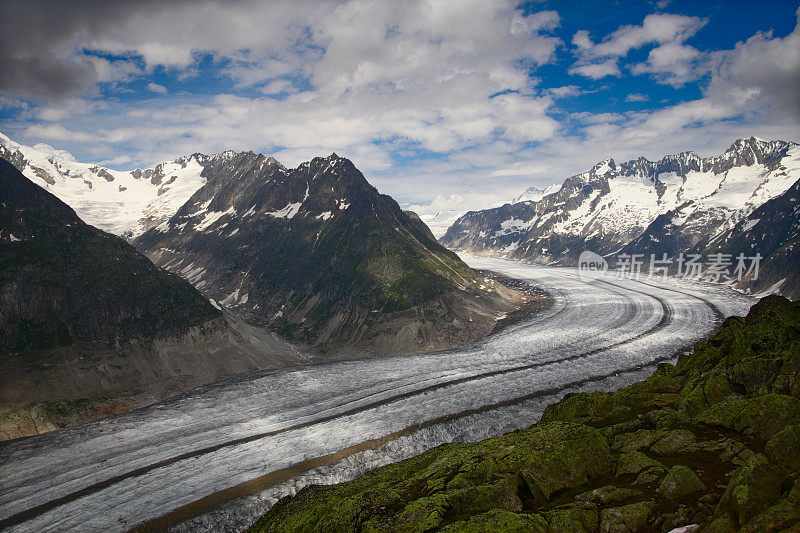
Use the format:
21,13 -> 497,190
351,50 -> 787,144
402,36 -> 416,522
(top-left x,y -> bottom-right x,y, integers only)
249,295 -> 800,532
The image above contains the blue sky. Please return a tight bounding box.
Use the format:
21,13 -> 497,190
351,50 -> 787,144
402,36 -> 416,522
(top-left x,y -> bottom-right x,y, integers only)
1,0 -> 798,216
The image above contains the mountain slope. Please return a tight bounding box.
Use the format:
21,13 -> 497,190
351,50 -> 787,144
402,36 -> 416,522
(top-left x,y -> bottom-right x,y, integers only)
135,152 -> 522,357
699,178 -> 800,298
0,131 -> 210,237
250,295 -> 800,533
0,157 -> 220,351
442,138 -> 799,266
0,158 -> 305,439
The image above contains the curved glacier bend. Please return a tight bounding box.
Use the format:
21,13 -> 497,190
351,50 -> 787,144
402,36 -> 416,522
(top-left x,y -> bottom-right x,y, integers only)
0,257 -> 755,532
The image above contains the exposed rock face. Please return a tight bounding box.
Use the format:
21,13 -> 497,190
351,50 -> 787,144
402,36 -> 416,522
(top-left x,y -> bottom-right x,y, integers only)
249,295 -> 800,532
0,157 -> 220,352
0,158 -> 305,439
135,152 -> 520,357
697,178 -> 799,299
441,138 -> 799,297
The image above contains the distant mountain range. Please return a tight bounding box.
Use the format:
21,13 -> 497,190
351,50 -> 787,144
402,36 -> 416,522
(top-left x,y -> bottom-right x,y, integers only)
441,138 -> 800,298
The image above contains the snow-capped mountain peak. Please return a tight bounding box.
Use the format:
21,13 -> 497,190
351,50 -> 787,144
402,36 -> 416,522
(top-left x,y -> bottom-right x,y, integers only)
512,183 -> 561,204
442,137 -> 799,273
0,132 -> 235,237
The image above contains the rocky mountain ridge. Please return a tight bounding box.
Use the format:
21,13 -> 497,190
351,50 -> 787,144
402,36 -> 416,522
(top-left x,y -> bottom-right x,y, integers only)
135,151 -> 523,357
0,131 -> 216,237
441,137 -> 799,296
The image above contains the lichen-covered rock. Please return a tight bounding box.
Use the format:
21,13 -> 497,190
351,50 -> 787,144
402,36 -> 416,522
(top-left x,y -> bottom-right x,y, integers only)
540,391 -> 615,426
650,429 -> 698,455
764,423 -> 800,472
441,509 -> 547,532
516,424 -> 613,503
738,477 -> 800,532
657,465 -> 706,500
544,502 -> 599,532
717,453 -> 782,525
612,429 -> 668,453
575,485 -> 643,507
701,437 -> 754,465
644,407 -> 690,429
599,500 -> 656,532
659,507 -> 694,532
695,394 -> 800,440
679,371 -> 736,414
615,450 -> 664,477
633,466 -> 667,487
702,514 -> 739,533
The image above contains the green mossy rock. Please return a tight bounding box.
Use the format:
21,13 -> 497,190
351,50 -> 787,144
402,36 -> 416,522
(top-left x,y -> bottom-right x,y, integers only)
659,506 -> 693,532
615,450 -> 664,477
544,502 -> 599,532
440,509 -> 546,532
657,465 -> 706,500
695,394 -> 800,440
738,477 -> 800,532
679,370 -> 736,414
717,453 -> 782,525
702,513 -> 739,533
764,424 -> 800,473
575,485 -> 643,507
540,391 -> 615,426
701,437 -> 756,466
598,500 -> 655,533
632,466 -> 666,487
649,429 -> 697,455
644,407 -> 690,430
612,429 -> 670,453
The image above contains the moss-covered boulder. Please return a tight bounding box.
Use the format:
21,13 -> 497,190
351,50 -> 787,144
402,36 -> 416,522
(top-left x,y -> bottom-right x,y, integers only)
717,453 -> 783,525
764,423 -> 800,472
738,477 -> 800,533
632,466 -> 666,487
649,429 -> 697,455
598,500 -> 655,532
440,509 -> 546,532
657,465 -> 706,500
615,450 -> 664,477
544,502 -> 599,532
694,393 -> 800,439
575,486 -> 643,507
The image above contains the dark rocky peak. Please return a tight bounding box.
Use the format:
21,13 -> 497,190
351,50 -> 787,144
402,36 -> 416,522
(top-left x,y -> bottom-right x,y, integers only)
0,158 -> 80,223
149,152 -> 382,239
1,157 -> 220,353
704,137 -> 794,173
590,158 -> 616,177
264,155 -> 282,168
554,159 -> 616,198
618,156 -> 655,179
652,151 -> 702,177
